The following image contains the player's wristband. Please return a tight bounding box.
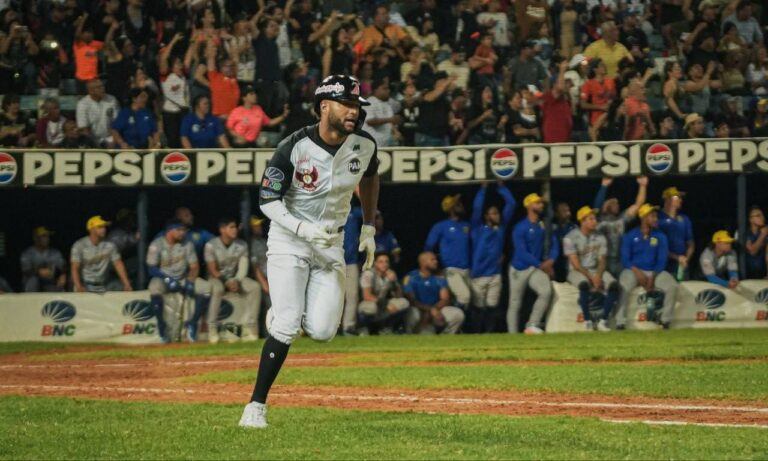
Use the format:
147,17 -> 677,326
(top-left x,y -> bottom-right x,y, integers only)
363,221 -> 374,227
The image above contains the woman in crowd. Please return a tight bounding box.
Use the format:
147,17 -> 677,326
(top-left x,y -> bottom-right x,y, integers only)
226,85 -> 289,148
180,94 -> 229,149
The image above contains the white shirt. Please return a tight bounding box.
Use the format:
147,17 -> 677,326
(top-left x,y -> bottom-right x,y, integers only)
363,96 -> 394,147
161,73 -> 189,113
477,12 -> 510,47
276,22 -> 292,69
76,94 -> 119,144
437,60 -> 470,90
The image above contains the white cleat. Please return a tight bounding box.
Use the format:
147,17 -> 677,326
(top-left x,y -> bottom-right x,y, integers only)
239,402 -> 268,429
524,325 -> 544,335
241,327 -> 259,342
597,319 -> 611,332
208,329 -> 220,344
585,320 -> 594,331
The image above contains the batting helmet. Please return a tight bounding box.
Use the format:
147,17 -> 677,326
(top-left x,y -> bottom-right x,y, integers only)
314,75 -> 369,115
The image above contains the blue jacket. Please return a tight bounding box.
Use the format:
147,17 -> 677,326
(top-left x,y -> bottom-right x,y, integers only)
343,206 -> 362,265
111,108 -> 156,149
470,185 -> 515,277
510,216 -> 559,271
658,210 -> 693,270
403,270 -> 447,305
621,227 -> 668,273
424,218 -> 471,269
180,112 -> 224,148
375,230 -> 400,255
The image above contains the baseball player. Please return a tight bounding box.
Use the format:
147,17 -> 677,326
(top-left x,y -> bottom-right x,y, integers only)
341,203 -> 363,335
699,231 -> 739,289
593,176 -> 648,277
203,217 -> 261,343
249,216 -> 270,307
403,252 -> 465,334
146,219 -> 208,343
616,204 -> 679,330
70,216 -> 132,293
563,206 -> 619,332
469,182 -> 515,333
358,253 -> 410,334
239,75 -> 379,429
21,226 -> 66,292
155,207 -> 214,269
507,193 -> 559,334
658,187 -> 694,279
424,194 -> 471,310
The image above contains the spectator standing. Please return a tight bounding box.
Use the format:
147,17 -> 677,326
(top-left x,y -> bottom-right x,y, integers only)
564,206 -> 618,332
111,88 -> 160,149
515,0 -> 550,44
358,253 -> 410,334
359,5 -> 410,60
658,187 -> 695,279
556,0 -> 581,60
699,231 -> 740,288
505,40 -> 548,95
322,25 -> 355,79
362,77 -> 399,147
181,95 -> 230,149
580,58 -> 616,136
72,13 -> 104,92
35,97 -> 66,148
684,62 -> 721,118
206,39 -> 241,118
71,216 -> 132,293
469,33 -> 499,91
751,98 -> 768,136
617,204 -> 678,329
438,43 -> 470,91
449,88 -> 469,145
404,252 -> 465,334
721,0 -> 763,46
469,182 -> 515,333
0,94 -> 34,147
227,86 -> 288,148
583,21 -> 633,79
414,74 -> 454,146
159,33 -> 191,149
743,206 -> 767,279
747,47 -> 768,96
103,21 -> 137,107
425,194 -> 472,310
506,88 -> 541,143
619,9 -> 648,61
466,86 -> 502,144
541,60 -> 573,143
507,193 -> 558,334
77,79 -> 120,147
20,227 -> 66,292
0,21 -> 40,94
624,78 -> 655,140
397,81 -> 420,146
373,211 -> 401,266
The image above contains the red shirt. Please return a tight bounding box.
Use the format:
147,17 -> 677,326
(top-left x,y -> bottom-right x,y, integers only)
226,105 -> 271,142
73,40 -> 104,81
473,44 -> 496,75
541,91 -> 572,143
580,78 -> 616,126
208,70 -> 240,117
625,96 -> 651,140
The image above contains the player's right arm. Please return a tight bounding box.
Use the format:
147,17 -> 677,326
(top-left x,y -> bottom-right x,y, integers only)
69,242 -> 85,292
146,240 -> 169,280
204,241 -> 222,280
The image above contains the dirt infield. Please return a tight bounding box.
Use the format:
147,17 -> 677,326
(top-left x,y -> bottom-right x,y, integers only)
1,349 -> 767,429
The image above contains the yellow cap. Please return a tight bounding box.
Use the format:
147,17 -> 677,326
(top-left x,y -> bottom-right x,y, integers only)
684,112 -> 703,128
523,193 -> 543,208
662,187 -> 685,200
638,203 -> 659,218
86,215 -> 110,230
33,226 -> 53,237
576,206 -> 598,222
712,230 -> 735,243
441,194 -> 461,212
250,215 -> 265,226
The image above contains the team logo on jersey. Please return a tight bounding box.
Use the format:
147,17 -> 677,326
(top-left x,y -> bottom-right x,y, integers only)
650,237 -> 658,246
262,167 -> 284,191
295,166 -> 319,191
0,152 -> 17,185
490,148 -> 518,179
348,159 -> 361,174
352,144 -> 360,151
161,152 -> 191,184
645,143 -> 673,174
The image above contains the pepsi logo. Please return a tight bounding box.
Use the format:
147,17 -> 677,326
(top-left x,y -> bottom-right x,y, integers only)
490,148 -> 518,179
695,289 -> 726,309
122,300 -> 154,322
41,300 -> 76,323
645,143 -> 673,175
161,152 -> 191,184
217,299 -> 234,321
0,152 -> 17,185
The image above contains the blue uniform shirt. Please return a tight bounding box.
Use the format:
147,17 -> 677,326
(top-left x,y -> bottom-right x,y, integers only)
180,112 -> 224,148
403,270 -> 447,305
343,206 -> 362,265
745,229 -> 767,277
621,227 -> 668,273
111,108 -> 157,149
470,185 -> 516,277
658,210 -> 693,270
424,218 -> 471,269
375,230 -> 400,255
510,216 -> 559,271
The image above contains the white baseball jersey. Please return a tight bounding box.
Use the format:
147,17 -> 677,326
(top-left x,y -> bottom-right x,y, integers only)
204,237 -> 248,280
563,228 -> 608,272
259,124 -> 378,233
147,237 -> 197,279
70,237 -> 121,285
699,247 -> 738,279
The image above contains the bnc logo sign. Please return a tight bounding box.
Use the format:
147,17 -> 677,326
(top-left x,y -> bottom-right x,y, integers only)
40,301 -> 77,336
122,300 -> 156,335
218,299 -> 241,336
160,152 -> 191,184
636,291 -> 664,322
645,143 -> 673,175
490,149 -> 518,179
695,289 -> 727,321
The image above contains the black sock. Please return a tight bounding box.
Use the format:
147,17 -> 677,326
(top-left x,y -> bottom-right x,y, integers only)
250,336 -> 290,404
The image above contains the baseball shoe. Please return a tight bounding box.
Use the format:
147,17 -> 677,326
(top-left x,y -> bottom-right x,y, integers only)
241,327 -> 259,342
158,335 -> 172,344
184,321 -> 198,343
597,319 -> 611,332
524,325 -> 544,335
208,328 -> 220,344
662,322 -> 671,330
239,402 -> 268,429
585,320 -> 594,331
615,324 -> 626,331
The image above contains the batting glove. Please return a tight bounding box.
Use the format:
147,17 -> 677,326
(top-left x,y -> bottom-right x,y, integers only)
358,224 -> 376,270
297,221 -> 338,249
163,277 -> 180,292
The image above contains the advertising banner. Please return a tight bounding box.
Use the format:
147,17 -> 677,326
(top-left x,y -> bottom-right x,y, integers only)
1,138 -> 767,187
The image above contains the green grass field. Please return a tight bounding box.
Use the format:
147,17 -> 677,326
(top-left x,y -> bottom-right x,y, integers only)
2,329 -> 768,460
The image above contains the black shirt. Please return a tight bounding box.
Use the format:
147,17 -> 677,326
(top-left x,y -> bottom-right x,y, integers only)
253,35 -> 281,82
416,96 -> 450,136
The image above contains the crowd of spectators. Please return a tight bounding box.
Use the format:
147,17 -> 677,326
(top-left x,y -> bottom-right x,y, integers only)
0,0 -> 766,150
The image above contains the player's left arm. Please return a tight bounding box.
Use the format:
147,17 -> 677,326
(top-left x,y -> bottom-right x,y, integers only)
358,140 -> 380,270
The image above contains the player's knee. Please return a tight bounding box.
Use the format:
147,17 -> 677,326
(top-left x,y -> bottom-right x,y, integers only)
306,324 -> 337,342
148,278 -> 164,295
